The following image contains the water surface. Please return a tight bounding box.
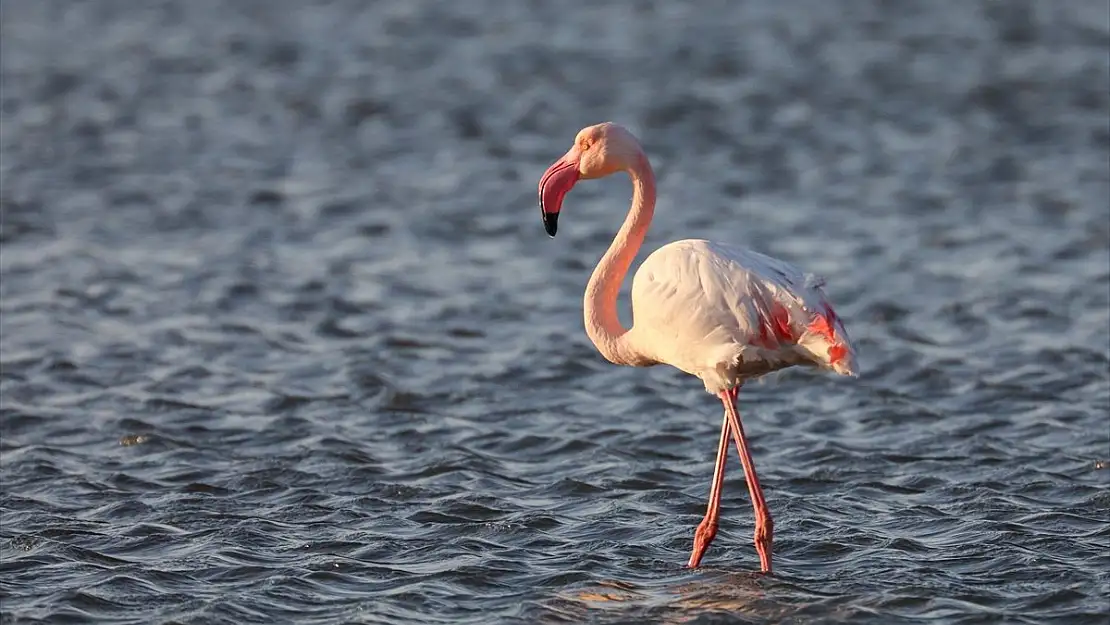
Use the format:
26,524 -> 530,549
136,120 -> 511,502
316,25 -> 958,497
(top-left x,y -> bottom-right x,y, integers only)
2,1 -> 1108,623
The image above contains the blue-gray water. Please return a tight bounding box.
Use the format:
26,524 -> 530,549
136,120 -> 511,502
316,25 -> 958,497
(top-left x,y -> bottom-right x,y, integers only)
2,2 -> 1108,623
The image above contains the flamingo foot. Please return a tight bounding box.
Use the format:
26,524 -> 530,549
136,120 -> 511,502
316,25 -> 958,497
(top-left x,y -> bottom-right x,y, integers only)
687,518 -> 718,568
754,513 -> 774,574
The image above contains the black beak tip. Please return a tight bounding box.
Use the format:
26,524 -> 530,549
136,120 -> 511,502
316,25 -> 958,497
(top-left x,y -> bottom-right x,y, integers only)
541,211 -> 558,237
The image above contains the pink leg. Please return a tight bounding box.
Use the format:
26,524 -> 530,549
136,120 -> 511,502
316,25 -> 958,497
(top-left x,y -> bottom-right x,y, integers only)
687,410 -> 730,568
719,387 -> 774,574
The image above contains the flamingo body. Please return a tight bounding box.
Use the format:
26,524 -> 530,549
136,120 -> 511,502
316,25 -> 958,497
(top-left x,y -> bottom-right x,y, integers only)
628,238 -> 858,393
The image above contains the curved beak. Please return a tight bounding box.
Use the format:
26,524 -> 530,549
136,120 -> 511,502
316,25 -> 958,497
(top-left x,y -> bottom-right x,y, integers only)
537,155 -> 580,237
542,207 -> 559,237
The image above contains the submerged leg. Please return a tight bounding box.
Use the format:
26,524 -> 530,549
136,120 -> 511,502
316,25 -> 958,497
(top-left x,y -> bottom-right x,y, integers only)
719,387 -> 774,574
687,410 -> 730,568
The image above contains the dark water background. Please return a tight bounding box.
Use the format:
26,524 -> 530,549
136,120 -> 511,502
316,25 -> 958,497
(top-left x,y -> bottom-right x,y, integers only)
2,1 -> 1109,623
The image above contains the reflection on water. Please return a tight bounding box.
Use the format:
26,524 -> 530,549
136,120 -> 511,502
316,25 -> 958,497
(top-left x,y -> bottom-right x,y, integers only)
548,573 -> 860,624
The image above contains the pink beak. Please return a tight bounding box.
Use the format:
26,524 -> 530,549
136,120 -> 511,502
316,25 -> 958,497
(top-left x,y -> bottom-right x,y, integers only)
537,155 -> 581,237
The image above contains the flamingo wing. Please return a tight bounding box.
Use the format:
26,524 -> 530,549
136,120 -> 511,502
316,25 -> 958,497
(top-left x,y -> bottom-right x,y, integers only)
628,239 -> 856,391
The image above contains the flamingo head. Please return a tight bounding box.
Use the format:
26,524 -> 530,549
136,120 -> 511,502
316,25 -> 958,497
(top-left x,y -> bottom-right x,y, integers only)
538,122 -> 644,237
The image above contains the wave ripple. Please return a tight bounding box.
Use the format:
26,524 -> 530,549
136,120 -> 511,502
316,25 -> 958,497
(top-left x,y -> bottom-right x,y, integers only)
2,1 -> 1108,623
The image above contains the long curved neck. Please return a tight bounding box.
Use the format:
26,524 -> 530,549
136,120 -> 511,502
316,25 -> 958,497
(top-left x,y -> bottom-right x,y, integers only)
583,153 -> 656,366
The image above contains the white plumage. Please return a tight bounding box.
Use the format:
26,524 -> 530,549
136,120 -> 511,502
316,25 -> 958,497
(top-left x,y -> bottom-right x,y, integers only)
629,238 -> 858,392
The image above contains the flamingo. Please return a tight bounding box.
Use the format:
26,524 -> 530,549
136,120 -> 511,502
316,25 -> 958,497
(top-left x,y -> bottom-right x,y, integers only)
537,122 -> 859,574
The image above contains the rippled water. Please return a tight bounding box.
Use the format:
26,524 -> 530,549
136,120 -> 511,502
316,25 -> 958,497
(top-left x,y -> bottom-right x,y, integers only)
2,1 -> 1109,623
